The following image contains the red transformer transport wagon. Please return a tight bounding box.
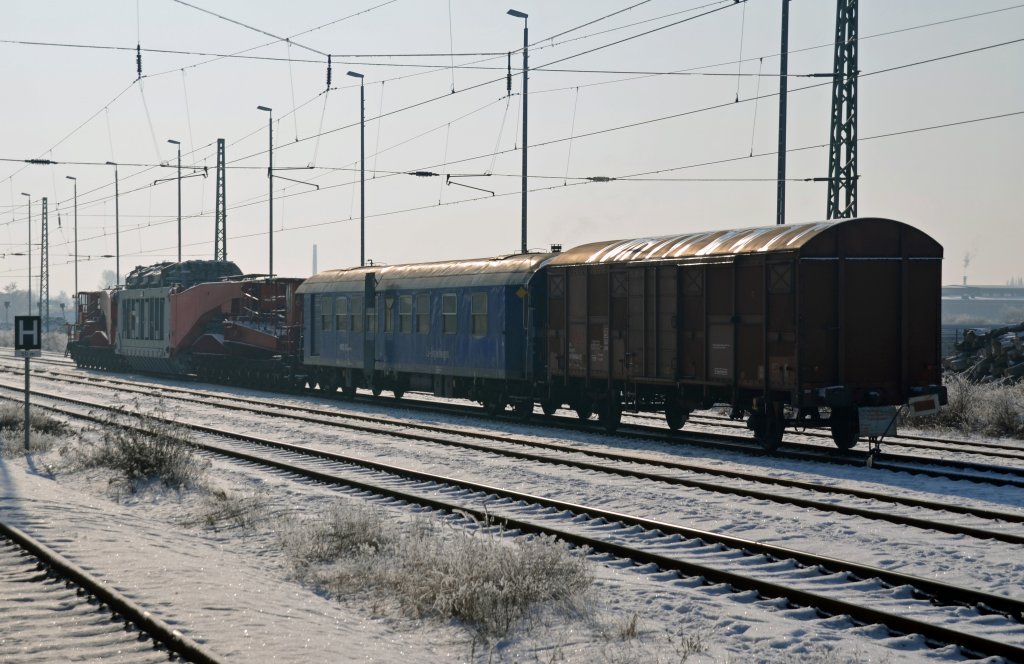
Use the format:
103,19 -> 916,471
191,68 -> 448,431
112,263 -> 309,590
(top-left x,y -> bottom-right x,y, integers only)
67,289 -> 125,370
543,218 -> 946,449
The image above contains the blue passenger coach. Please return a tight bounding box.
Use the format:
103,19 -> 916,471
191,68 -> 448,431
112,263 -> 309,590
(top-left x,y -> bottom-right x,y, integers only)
296,252 -> 552,413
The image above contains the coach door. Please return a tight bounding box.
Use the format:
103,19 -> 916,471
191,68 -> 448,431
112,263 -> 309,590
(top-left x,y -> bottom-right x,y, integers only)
363,273 -> 376,378
613,266 -> 674,382
308,294 -> 319,357
620,269 -> 647,380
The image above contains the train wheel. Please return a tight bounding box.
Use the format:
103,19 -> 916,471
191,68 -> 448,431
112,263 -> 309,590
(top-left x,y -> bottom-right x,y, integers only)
598,401 -> 622,433
392,389 -> 405,400
484,397 -> 505,417
830,407 -> 859,450
574,404 -> 593,421
665,402 -> 688,431
541,401 -> 559,416
750,408 -> 784,452
513,400 -> 532,421
341,385 -> 357,401
371,386 -> 383,397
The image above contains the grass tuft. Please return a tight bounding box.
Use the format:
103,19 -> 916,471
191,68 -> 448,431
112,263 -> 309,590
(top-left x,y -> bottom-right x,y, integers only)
0,404 -> 70,457
61,404 -> 207,494
917,374 -> 1024,438
282,503 -> 593,641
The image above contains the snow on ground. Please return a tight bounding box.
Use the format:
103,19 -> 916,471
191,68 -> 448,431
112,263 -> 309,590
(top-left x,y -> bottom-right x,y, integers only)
0,363 -> 1021,662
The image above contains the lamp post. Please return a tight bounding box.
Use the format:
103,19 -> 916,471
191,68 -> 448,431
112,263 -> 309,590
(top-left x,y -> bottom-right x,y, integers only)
507,9 -> 528,254
167,139 -> 182,262
105,161 -> 120,287
20,193 -> 31,314
257,105 -> 273,276
346,71 -> 365,266
65,176 -> 77,319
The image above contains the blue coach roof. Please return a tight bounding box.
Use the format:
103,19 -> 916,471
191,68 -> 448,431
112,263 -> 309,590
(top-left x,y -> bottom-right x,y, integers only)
297,252 -> 554,294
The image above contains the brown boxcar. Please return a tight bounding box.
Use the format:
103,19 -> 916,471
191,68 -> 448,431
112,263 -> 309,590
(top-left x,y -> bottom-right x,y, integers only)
543,218 -> 945,449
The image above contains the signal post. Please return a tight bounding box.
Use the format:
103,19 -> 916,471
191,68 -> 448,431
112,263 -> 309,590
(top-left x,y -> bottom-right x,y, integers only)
15,315 -> 41,450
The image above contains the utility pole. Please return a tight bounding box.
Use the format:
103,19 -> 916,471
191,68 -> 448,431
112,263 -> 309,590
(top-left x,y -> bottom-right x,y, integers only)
20,193 -> 31,315
215,138 -> 227,261
66,176 -> 77,320
346,71 -> 366,267
827,0 -> 858,219
257,106 -> 273,276
40,198 -> 49,329
106,162 -> 120,286
776,0 -> 790,225
168,139 -> 182,262
508,9 -> 528,253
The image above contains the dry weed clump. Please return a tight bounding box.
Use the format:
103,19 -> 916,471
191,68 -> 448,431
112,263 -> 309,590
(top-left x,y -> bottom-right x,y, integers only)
919,374 -> 1024,438
0,404 -> 70,456
187,488 -> 272,531
61,406 -> 208,494
281,504 -> 593,641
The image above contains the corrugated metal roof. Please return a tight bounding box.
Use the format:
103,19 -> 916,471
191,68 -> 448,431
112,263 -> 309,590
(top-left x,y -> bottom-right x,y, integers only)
545,218 -> 938,266
298,219 -> 942,293
297,252 -> 554,294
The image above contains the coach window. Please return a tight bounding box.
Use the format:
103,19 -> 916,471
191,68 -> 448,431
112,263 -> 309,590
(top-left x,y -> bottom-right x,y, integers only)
352,295 -> 364,333
336,296 -> 349,332
471,292 -> 488,337
384,297 -> 395,334
442,294 -> 457,335
416,293 -> 430,334
399,295 -> 412,333
321,297 -> 334,332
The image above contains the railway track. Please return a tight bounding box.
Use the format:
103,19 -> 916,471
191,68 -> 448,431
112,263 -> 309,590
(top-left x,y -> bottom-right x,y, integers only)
0,520 -> 222,663
7,384 -> 1024,661
17,354 -> 1021,474
642,409 -> 1024,460
10,356 -> 1024,489
5,370 -> 1023,549
20,353 -> 1001,452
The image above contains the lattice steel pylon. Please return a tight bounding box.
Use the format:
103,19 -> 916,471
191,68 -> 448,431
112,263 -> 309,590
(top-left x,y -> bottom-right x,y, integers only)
827,0 -> 858,219
214,138 -> 227,261
40,197 -> 49,327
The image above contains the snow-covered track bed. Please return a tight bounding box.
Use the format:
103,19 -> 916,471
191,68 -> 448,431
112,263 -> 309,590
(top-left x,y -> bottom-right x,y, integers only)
7,357 -> 1024,488
7,390 -> 1024,661
5,372 -> 1024,547
630,409 -> 1024,457
0,520 -> 222,664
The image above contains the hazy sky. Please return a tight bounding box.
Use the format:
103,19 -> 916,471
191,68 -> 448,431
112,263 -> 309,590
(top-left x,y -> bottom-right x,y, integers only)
1,0 -> 1022,297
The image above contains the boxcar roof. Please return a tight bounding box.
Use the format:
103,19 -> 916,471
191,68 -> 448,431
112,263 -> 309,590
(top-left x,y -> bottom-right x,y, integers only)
297,252 -> 554,294
546,218 -> 942,266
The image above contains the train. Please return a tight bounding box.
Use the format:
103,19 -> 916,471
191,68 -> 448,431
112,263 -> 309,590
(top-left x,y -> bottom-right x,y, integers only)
67,217 -> 947,450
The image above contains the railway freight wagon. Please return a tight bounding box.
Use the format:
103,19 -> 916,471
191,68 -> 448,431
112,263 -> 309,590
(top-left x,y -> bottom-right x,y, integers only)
191,277 -> 306,388
543,218 -> 946,449
68,288 -> 124,370
114,261 -> 245,374
295,252 -> 552,413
